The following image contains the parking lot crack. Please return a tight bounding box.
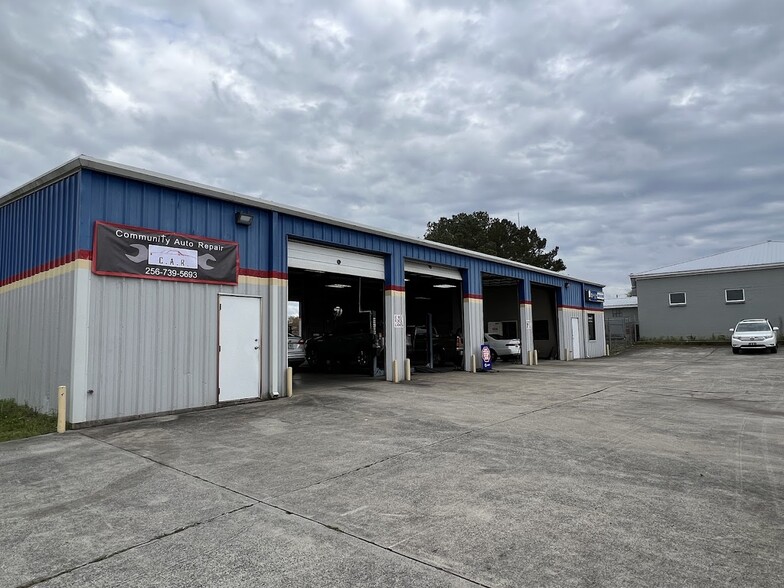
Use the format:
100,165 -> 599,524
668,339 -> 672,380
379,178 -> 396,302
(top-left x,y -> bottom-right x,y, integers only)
254,500 -> 494,588
79,434 -> 264,504
17,503 -> 255,588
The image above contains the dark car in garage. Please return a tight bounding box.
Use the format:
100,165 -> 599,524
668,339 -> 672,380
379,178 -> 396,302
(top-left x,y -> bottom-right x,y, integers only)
305,312 -> 383,373
406,325 -> 463,367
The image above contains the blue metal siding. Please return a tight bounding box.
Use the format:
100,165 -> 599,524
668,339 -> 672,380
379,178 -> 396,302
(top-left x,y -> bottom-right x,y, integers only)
0,173 -> 80,284
76,171 -> 602,300
79,171 -> 270,272
279,212 -> 600,300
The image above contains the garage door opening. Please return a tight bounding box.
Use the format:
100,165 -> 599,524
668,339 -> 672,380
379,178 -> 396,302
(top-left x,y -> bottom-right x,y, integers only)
531,284 -> 560,360
288,268 -> 385,377
404,268 -> 463,369
482,275 -> 522,363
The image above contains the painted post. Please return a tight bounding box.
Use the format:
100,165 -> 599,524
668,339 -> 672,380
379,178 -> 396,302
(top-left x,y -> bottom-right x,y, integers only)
405,358 -> 411,381
286,367 -> 293,397
57,386 -> 66,433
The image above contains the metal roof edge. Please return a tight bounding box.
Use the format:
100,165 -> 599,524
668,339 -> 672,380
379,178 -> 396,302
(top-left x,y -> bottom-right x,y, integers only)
0,156 -> 84,207
3,155 -> 604,287
631,263 -> 784,280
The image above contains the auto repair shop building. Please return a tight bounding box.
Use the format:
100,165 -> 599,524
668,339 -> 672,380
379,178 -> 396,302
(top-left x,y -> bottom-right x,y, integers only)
0,157 -> 606,426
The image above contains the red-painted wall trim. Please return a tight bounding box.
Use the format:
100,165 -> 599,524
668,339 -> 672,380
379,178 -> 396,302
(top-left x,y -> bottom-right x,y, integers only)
385,284 -> 406,292
463,293 -> 483,300
240,269 -> 288,280
0,249 -> 92,288
1,248 -> 285,288
519,299 -> 532,305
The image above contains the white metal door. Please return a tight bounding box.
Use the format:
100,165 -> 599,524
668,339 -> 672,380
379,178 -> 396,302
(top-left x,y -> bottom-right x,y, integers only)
219,295 -> 262,402
571,317 -> 582,360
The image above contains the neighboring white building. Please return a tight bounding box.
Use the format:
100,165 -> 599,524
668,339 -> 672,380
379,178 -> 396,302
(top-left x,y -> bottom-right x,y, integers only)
631,241 -> 784,340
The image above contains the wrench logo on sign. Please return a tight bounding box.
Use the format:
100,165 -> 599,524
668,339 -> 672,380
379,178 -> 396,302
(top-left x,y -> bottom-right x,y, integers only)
125,244 -> 216,270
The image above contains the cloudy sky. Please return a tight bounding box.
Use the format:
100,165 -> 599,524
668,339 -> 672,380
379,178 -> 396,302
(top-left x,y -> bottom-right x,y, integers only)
2,0 -> 782,296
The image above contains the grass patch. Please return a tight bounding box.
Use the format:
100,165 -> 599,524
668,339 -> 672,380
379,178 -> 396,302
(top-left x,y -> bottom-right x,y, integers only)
0,399 -> 58,442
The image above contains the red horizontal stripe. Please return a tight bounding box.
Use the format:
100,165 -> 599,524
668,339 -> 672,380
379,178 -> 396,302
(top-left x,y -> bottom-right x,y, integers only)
0,249 -> 92,288
463,293 -> 483,300
240,269 -> 288,280
519,299 -> 532,305
559,304 -> 586,311
385,284 -> 405,292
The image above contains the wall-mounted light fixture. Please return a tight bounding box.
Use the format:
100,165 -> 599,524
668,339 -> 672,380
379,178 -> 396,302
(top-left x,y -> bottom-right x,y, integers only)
433,283 -> 457,289
235,212 -> 253,226
325,283 -> 352,289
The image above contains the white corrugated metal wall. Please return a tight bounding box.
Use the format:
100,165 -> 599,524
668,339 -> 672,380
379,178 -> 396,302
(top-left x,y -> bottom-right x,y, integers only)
83,271 -> 268,423
0,272 -> 75,414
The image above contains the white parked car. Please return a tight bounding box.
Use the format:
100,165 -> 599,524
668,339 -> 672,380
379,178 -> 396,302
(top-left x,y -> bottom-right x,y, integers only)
288,334 -> 306,367
483,333 -> 522,362
729,319 -> 779,354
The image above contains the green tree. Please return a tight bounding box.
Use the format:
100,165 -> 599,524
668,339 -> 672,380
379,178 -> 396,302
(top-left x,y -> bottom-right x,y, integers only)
424,211 -> 566,271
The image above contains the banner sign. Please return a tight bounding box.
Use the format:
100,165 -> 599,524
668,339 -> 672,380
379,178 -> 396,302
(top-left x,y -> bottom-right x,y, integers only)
92,221 -> 239,285
585,289 -> 605,303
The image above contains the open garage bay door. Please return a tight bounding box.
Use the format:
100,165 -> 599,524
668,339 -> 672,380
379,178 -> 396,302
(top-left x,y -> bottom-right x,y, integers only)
288,240 -> 385,279
404,260 -> 462,281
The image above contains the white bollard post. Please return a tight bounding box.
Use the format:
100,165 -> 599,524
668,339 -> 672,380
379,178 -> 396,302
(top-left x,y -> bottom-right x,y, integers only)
533,350 -> 539,365
286,367 -> 293,397
392,360 -> 399,383
471,354 -> 477,373
405,358 -> 411,381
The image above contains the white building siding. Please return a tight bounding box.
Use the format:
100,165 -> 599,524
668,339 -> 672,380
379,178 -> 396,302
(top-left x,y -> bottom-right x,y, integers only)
0,271 -> 75,415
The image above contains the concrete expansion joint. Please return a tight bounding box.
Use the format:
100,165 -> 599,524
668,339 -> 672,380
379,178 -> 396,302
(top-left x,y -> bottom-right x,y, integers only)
81,433 -> 263,504
257,498 -> 493,588
16,502 -> 256,588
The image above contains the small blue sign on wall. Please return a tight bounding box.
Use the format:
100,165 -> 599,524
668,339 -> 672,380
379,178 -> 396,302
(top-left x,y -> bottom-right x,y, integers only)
480,344 -> 493,371
585,289 -> 605,303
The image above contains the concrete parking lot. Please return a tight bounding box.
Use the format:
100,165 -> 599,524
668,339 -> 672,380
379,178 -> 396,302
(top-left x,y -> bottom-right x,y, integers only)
2,346 -> 783,587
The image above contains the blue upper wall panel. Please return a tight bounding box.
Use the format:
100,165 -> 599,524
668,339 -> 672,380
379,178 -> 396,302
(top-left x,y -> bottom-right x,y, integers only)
74,169 -> 601,299
0,173 -> 79,283
79,171 -> 271,272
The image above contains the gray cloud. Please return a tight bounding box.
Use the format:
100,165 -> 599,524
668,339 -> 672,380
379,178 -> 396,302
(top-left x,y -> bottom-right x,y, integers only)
1,0 -> 783,295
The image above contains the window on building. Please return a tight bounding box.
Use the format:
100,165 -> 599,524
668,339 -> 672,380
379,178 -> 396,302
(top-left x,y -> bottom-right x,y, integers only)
612,309 -> 622,317
725,288 -> 745,303
587,313 -> 596,340
669,292 -> 686,306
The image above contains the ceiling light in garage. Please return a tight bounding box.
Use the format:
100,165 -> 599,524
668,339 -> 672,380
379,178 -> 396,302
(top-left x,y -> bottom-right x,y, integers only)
433,283 -> 457,288
415,296 -> 431,300
325,283 -> 352,288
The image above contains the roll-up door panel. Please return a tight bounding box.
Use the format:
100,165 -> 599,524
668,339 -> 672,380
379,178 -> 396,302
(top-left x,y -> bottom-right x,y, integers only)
288,240 -> 385,279
404,260 -> 462,281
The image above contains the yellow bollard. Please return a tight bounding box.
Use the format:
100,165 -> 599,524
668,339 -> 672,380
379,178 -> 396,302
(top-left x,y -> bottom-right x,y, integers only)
533,350 -> 539,365
404,358 -> 411,381
286,367 -> 293,397
57,386 -> 66,433
392,360 -> 399,383
471,354 -> 477,373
